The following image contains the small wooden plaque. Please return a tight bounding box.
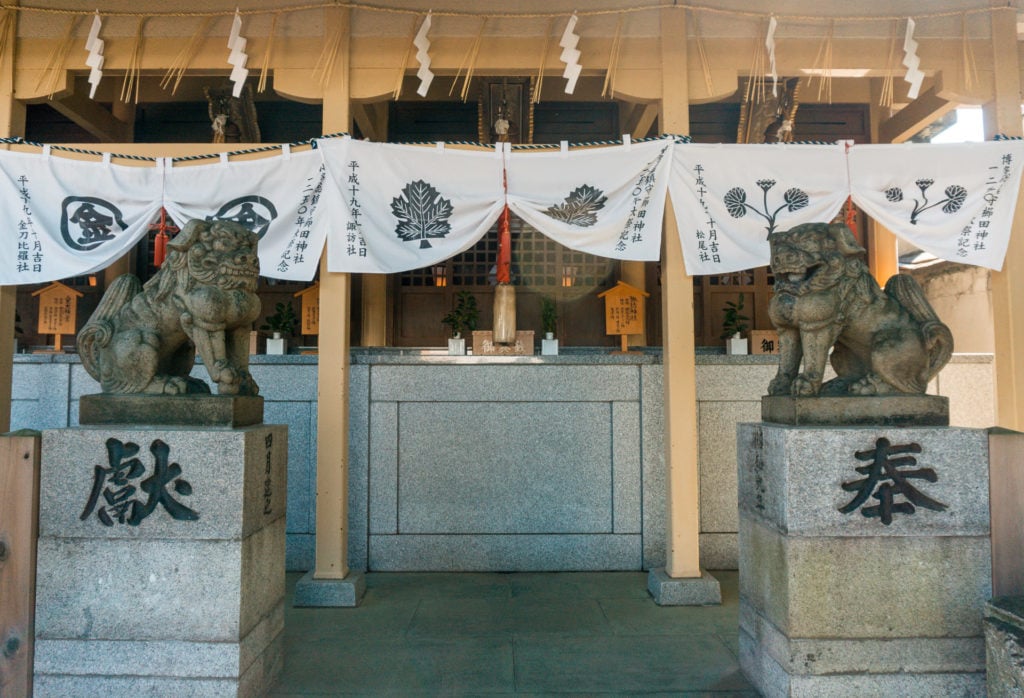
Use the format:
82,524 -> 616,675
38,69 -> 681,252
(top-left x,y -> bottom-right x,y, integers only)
750,330 -> 781,355
295,283 -> 320,336
31,281 -> 82,336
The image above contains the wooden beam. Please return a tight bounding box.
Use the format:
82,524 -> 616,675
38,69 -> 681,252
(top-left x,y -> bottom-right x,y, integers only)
314,6 -> 353,582
45,92 -> 131,143
988,6 -> 1024,430
0,434 -> 41,698
659,6 -> 701,580
0,3 -> 24,434
351,102 -> 379,142
630,102 -> 659,139
878,83 -> 955,144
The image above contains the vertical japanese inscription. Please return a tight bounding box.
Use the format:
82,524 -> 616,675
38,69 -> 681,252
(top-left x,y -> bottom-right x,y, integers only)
16,175 -> 44,275
345,160 -> 369,258
81,438 -> 199,526
615,145 -> 667,253
692,164 -> 723,265
277,164 -> 326,275
263,433 -> 274,515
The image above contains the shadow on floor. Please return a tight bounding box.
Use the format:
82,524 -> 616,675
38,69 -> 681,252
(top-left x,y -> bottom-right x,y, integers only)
270,570 -> 757,697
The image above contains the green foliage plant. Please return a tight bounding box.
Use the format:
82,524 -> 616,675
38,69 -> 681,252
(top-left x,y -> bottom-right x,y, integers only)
540,296 -> 558,335
260,302 -> 299,338
720,293 -> 750,340
442,291 -> 479,338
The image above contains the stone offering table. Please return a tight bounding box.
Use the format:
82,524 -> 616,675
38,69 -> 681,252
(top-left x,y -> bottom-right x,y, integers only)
33,395 -> 286,697
738,396 -> 990,697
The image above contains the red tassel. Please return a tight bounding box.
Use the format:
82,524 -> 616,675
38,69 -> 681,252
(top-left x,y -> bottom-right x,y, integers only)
844,195 -> 857,229
153,232 -> 167,267
148,207 -> 179,268
496,204 -> 512,284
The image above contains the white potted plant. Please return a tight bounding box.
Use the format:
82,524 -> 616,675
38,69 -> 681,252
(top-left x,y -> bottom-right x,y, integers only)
721,294 -> 749,355
540,296 -> 559,355
442,291 -> 479,356
260,302 -> 298,355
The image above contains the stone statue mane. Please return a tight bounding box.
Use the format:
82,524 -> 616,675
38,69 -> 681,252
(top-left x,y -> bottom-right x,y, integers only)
78,219 -> 261,396
767,222 -> 953,397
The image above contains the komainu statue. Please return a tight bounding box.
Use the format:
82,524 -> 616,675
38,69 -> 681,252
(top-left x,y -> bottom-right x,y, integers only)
767,222 -> 953,397
78,219 -> 261,396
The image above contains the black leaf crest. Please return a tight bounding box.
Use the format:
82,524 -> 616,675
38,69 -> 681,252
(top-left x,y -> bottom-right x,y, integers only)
391,180 -> 454,248
722,180 -> 810,237
884,180 -> 968,225
545,185 -> 608,227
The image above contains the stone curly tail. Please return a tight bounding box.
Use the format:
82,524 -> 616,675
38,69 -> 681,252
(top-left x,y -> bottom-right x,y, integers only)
884,273 -> 954,380
76,274 -> 141,382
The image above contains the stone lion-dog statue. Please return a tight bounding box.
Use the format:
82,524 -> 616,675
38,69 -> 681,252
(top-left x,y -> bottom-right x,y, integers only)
78,219 -> 261,396
767,222 -> 953,397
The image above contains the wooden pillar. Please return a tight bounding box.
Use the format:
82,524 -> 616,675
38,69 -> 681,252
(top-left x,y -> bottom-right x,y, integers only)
0,434 -> 40,698
659,7 -> 700,579
314,7 -> 353,580
360,275 -> 387,346
987,7 -> 1024,430
867,79 -> 901,286
0,4 -> 22,432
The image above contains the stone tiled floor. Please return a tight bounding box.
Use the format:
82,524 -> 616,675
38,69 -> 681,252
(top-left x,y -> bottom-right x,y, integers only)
270,570 -> 757,696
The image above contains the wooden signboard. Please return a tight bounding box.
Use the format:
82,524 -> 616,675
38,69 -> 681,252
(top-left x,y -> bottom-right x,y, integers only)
597,281 -> 650,353
31,281 -> 83,352
294,283 -> 320,336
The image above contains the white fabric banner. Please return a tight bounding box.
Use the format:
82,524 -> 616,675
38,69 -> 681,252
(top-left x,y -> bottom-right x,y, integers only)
849,140 -> 1024,271
0,150 -> 162,285
506,138 -> 672,261
164,147 -> 329,281
669,143 -> 849,274
322,139 -> 506,274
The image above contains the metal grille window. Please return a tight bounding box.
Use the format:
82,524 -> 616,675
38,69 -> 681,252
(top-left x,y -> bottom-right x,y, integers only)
399,215 -> 612,292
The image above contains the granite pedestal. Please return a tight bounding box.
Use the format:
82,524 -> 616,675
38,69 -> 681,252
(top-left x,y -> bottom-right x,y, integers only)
34,413 -> 287,697
738,418 -> 991,697
985,597 -> 1024,697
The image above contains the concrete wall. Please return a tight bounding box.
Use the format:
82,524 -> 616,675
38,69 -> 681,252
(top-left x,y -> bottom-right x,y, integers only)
12,350 -> 994,572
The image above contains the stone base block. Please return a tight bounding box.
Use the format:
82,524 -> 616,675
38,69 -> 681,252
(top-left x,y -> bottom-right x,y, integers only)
293,570 -> 366,607
986,597 -> 1024,697
35,424 -> 287,697
738,422 -> 992,696
739,617 -> 986,698
762,394 -> 949,427
34,604 -> 283,698
79,393 -> 265,427
647,568 -> 721,606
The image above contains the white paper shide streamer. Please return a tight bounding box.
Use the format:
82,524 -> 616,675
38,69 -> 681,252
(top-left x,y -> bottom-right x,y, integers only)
902,17 -> 924,99
765,16 -> 778,97
227,9 -> 249,98
414,13 -> 434,97
84,12 -> 104,99
560,13 -> 582,95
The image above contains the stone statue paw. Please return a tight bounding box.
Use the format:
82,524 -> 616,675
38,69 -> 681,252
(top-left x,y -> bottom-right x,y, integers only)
146,375 -> 211,396
791,374 -> 820,397
768,374 -> 794,396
